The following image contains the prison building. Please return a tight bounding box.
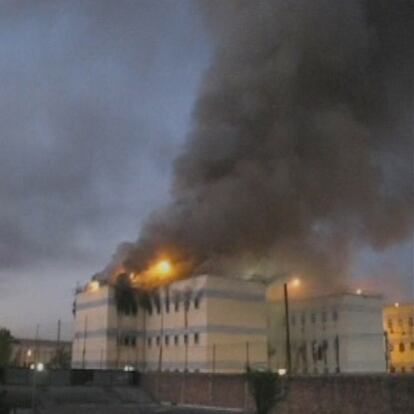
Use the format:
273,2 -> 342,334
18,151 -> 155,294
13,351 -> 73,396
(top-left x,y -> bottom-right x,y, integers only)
268,292 -> 387,374
71,274 -> 268,373
383,302 -> 414,374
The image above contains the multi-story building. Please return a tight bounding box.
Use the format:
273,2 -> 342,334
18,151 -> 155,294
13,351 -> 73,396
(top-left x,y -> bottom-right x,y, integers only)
383,302 -> 414,374
10,338 -> 71,368
71,274 -> 268,373
268,292 -> 387,374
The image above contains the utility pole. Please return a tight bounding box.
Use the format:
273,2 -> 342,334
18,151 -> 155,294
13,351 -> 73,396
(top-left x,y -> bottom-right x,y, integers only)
284,283 -> 292,374
82,315 -> 88,369
55,319 -> 61,366
31,324 -> 40,414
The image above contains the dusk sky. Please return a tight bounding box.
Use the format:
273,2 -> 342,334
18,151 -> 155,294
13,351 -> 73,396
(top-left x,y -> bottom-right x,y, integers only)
0,1 -> 412,340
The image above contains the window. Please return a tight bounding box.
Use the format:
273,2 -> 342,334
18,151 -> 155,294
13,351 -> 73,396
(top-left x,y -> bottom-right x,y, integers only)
388,319 -> 393,333
147,338 -> 152,347
409,317 -> 413,328
174,335 -> 179,346
332,309 -> 338,322
311,313 -> 316,324
124,336 -> 130,346
165,335 -> 169,346
410,342 -> 414,351
148,307 -> 153,316
156,302 -> 161,315
174,295 -> 180,312
399,342 -> 405,353
398,318 -> 403,327
131,336 -> 136,347
165,292 -> 170,313
389,343 -> 394,352
194,296 -> 200,309
301,313 -> 306,326
401,366 -> 406,373
194,333 -> 199,345
184,334 -> 188,345
321,311 -> 327,323
156,336 -> 160,346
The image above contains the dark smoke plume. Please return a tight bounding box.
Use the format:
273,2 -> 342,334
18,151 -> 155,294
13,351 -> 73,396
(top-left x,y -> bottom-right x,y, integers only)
109,0 -> 414,286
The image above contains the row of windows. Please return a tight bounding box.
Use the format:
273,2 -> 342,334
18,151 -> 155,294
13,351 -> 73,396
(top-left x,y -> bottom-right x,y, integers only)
118,333 -> 201,347
291,309 -> 339,327
148,333 -> 200,347
118,296 -> 201,317
390,366 -> 414,374
389,341 -> 414,353
387,317 -> 414,333
148,296 -> 201,316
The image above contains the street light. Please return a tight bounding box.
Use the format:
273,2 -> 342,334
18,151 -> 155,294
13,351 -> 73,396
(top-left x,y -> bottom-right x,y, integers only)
283,278 -> 301,375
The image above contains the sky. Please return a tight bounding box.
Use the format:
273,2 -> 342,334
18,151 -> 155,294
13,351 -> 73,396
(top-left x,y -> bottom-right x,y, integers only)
0,0 -> 412,340
0,0 -> 211,339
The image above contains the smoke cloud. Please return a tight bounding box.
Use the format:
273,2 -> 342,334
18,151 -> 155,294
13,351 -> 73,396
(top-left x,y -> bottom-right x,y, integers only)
112,0 -> 413,287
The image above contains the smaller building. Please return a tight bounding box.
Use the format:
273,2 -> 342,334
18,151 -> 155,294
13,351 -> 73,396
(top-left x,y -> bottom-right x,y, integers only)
10,338 -> 71,368
268,292 -> 386,374
383,302 -> 414,374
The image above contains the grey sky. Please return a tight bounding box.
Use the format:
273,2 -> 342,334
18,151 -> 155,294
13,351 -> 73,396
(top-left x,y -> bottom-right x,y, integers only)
0,0 -> 211,339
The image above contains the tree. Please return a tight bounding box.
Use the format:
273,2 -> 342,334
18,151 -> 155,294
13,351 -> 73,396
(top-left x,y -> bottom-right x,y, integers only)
246,367 -> 286,414
0,329 -> 13,367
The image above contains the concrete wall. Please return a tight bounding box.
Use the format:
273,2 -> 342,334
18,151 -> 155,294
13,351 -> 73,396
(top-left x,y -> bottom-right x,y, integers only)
142,373 -> 414,413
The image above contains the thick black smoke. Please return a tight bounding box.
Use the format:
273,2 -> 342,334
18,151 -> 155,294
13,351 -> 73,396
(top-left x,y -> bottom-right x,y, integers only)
119,0 -> 413,286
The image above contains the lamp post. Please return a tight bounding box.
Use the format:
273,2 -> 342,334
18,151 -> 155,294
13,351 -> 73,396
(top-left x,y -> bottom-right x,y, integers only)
283,283 -> 292,374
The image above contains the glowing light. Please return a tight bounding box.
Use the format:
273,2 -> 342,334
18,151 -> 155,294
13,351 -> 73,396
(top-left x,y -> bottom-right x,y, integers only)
394,302 -> 400,308
129,273 -> 135,281
88,280 -> 100,292
124,365 -> 135,372
278,368 -> 287,376
36,362 -> 44,372
291,278 -> 301,288
356,289 -> 362,295
27,349 -> 32,357
30,363 -> 35,370
155,260 -> 171,275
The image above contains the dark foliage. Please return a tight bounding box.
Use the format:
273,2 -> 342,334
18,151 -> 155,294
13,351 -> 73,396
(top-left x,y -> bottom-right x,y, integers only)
246,368 -> 286,414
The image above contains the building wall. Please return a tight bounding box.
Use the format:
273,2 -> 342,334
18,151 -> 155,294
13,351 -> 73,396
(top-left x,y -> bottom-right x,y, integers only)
268,293 -> 386,374
71,274 -> 268,373
384,303 -> 414,374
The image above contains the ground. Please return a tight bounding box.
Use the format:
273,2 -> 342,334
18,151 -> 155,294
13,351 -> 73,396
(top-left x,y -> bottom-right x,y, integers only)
1,386 -> 242,414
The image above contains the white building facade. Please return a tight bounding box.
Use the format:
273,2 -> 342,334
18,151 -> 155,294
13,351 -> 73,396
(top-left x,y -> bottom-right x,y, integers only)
268,293 -> 387,374
72,274 -> 268,373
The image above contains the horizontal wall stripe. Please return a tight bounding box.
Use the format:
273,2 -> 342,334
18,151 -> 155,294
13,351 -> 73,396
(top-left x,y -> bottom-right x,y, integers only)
74,324 -> 267,340
75,287 -> 265,312
76,298 -> 115,311
71,359 -> 267,371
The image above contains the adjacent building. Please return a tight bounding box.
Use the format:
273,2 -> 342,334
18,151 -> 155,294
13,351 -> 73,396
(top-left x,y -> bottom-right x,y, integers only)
383,302 -> 414,374
72,274 -> 268,373
10,338 -> 71,368
268,292 -> 387,374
